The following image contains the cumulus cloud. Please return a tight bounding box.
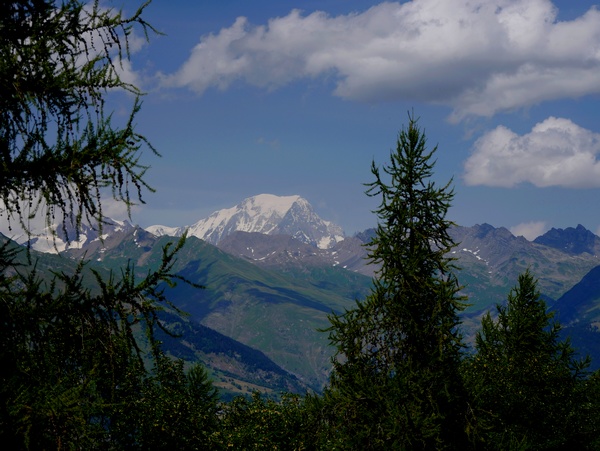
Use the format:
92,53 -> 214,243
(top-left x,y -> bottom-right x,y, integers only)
510,221 -> 547,240
463,117 -> 600,188
162,0 -> 600,120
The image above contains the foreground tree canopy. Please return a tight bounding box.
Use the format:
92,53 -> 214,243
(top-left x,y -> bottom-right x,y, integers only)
1,1 -> 599,449
0,1 -> 219,448
464,270 -> 599,449
0,0 -> 156,235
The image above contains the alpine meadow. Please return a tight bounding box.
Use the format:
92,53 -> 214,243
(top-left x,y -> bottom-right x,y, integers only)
1,1 -> 600,450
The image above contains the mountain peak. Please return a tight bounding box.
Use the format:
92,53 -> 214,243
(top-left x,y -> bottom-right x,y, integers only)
533,224 -> 600,255
148,194 -> 345,249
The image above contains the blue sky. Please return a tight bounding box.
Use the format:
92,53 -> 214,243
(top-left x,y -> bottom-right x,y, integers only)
107,0 -> 600,239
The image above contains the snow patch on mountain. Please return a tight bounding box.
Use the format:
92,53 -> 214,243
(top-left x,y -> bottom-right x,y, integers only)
189,194 -> 299,241
454,247 -> 488,265
147,194 -> 345,249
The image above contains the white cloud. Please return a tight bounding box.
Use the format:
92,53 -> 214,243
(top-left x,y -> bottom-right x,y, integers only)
162,0 -> 600,120
112,58 -> 141,87
463,117 -> 600,188
100,197 -> 138,222
510,221 -> 547,240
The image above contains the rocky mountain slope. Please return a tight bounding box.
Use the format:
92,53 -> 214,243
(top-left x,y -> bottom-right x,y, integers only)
144,195 -> 600,311
13,218 -> 134,254
449,224 -> 600,311
217,230 -> 374,277
534,224 -> 600,255
215,220 -> 600,313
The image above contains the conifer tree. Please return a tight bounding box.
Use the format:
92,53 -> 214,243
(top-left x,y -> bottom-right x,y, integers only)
0,0 -> 157,235
0,1 -> 219,448
464,270 -> 598,449
324,114 -> 468,449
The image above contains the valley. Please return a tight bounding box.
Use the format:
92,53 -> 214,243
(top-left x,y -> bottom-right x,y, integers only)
13,194 -> 600,396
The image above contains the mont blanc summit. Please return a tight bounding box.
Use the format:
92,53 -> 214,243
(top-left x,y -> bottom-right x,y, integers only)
147,194 -> 345,249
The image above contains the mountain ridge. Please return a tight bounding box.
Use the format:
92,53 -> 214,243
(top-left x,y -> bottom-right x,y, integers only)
534,224 -> 600,255
7,200 -> 600,389
57,220 -> 600,386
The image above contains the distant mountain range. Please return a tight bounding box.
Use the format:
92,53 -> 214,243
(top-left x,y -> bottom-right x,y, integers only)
17,217 -> 135,253
63,230 -> 368,392
449,223 -> 600,310
8,194 -> 600,391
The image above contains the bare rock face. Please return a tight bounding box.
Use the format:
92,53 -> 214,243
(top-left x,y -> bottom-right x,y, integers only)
450,223 -> 535,268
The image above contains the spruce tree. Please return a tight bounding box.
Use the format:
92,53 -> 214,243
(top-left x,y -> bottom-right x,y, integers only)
464,270 -> 598,449
324,114 -> 468,449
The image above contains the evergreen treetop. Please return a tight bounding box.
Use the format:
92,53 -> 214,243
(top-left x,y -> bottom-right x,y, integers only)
465,269 -> 597,449
325,113 -> 468,449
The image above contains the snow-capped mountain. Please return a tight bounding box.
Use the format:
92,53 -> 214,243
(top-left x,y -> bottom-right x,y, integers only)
13,218 -> 134,254
146,194 -> 345,249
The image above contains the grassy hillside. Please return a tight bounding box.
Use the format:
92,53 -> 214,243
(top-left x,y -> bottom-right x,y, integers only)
67,232 -> 371,389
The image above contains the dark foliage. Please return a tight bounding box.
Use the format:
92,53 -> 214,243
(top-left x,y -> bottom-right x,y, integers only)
323,114 -> 469,449
0,1 -> 220,448
463,270 -> 600,449
0,0 -> 157,238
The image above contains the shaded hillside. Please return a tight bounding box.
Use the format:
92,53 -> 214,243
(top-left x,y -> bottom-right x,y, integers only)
551,264 -> 600,371
2,233 -> 314,396
156,310 -> 308,399
553,264 -> 600,325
